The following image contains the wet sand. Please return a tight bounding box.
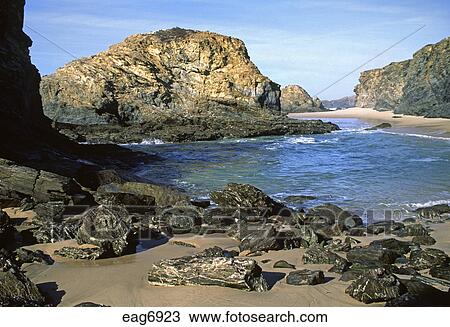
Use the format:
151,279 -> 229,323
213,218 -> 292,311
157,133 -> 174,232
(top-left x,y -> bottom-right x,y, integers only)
289,107 -> 450,138
19,218 -> 450,307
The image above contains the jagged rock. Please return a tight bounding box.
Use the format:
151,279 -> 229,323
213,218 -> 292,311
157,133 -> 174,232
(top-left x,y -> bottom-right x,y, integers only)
305,204 -> 363,231
393,224 -> 430,237
415,204 -> 450,220
170,240 -> 196,248
412,235 -> 436,246
429,266 -> 450,281
211,183 -> 288,217
368,238 -> 413,255
54,247 -> 105,260
238,226 -> 301,253
385,279 -> 450,306
155,206 -> 202,234
408,248 -> 449,270
273,260 -> 296,269
190,199 -> 211,209
95,191 -> 155,206
0,210 -> 16,248
365,123 -> 392,130
348,227 -> 366,236
286,269 -> 325,285
280,85 -> 326,113
345,268 -> 406,304
283,195 -> 317,204
148,247 -> 268,291
411,275 -> 450,289
203,207 -> 240,227
302,245 -> 350,273
322,96 -> 356,109
76,205 -> 133,256
366,221 -> 404,235
347,247 -> 399,266
355,37 -> 449,118
295,225 -> 325,248
325,238 -> 353,252
74,168 -> 124,190
15,248 -> 54,265
97,182 -> 189,206
40,28 -> 338,143
0,249 -> 46,306
0,159 -> 86,205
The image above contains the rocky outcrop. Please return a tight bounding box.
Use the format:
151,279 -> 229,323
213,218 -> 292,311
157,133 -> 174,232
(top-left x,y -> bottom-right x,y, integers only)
280,85 -> 326,113
148,247 -> 268,291
355,37 -> 450,118
322,96 -> 356,109
40,28 -> 338,143
286,269 -> 325,285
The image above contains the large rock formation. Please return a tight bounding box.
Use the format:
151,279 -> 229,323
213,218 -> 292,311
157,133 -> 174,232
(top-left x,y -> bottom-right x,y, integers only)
40,28 -> 338,143
280,85 -> 326,113
355,37 -> 450,118
322,95 -> 356,109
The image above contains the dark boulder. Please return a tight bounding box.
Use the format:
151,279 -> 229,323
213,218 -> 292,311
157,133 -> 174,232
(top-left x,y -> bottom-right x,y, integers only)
210,183 -> 288,216
415,204 -> 450,220
190,199 -> 211,209
429,266 -> 450,281
94,191 -> 155,206
0,249 -> 46,306
325,238 -> 353,252
54,246 -> 106,260
76,205 -> 133,256
408,248 -> 449,270
15,248 -> 54,265
366,221 -> 404,235
155,206 -> 202,234
74,302 -> 110,307
0,210 -> 16,248
74,168 -> 124,190
148,247 -> 268,291
393,223 -> 430,237
345,268 -> 406,304
239,226 -> 301,253
305,204 -> 363,231
365,123 -> 392,130
283,195 -> 317,204
347,247 -> 400,266
302,245 -> 350,273
368,238 -> 413,255
273,260 -> 296,269
286,269 -> 325,285
386,279 -> 450,306
412,235 -> 436,246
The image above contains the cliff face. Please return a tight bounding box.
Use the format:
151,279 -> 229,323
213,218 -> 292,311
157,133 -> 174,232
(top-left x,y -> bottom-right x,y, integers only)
280,85 -> 326,113
322,96 -> 356,109
355,37 -> 449,118
41,28 -> 281,125
0,0 -> 49,136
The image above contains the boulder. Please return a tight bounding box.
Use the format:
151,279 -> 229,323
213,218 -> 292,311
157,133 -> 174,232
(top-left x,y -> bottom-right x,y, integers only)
97,182 -> 190,207
54,246 -> 105,260
368,238 -> 413,255
347,247 -> 400,266
305,204 -> 363,231
302,245 -> 350,273
0,249 -> 46,306
366,221 -> 404,235
155,206 -> 202,234
273,260 -> 296,269
365,123 -> 392,130
345,268 -> 406,304
283,195 -> 317,204
148,247 -> 268,291
385,279 -> 450,306
239,226 -> 301,253
94,191 -> 155,206
429,266 -> 450,281
408,248 -> 449,270
412,235 -> 436,246
286,269 -> 325,285
210,183 -> 288,217
0,210 -> 16,248
325,238 -> 353,252
280,85 -> 326,113
76,205 -> 133,256
393,224 -> 430,237
14,248 -> 54,265
74,168 -> 124,190
415,204 -> 450,220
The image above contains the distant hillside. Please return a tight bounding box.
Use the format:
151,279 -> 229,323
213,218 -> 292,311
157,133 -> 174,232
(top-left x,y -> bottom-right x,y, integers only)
322,96 -> 356,109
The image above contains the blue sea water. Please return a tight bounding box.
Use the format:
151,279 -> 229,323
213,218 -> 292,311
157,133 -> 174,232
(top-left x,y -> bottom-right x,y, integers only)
125,118 -> 450,214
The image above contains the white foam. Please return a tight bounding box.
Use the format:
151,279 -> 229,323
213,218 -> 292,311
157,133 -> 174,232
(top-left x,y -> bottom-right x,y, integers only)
120,138 -> 165,146
408,199 -> 450,209
381,131 -> 450,141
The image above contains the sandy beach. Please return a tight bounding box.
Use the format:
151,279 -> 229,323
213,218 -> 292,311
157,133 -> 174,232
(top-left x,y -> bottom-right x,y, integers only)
10,204 -> 447,307
289,107 -> 450,138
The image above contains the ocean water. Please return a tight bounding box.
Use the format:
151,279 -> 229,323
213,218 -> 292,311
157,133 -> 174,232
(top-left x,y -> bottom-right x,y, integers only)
125,118 -> 450,215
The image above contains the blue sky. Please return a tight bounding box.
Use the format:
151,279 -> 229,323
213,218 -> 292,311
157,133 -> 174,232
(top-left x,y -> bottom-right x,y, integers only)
25,0 -> 449,99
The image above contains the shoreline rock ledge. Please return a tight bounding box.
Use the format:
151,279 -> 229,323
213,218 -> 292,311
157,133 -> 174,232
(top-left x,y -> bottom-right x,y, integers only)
40,28 -> 338,143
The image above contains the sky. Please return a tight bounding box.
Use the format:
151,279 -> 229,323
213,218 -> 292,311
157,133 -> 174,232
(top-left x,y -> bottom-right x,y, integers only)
25,0 -> 449,99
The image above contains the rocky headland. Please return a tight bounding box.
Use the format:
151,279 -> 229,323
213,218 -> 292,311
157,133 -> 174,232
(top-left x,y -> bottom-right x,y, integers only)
280,85 -> 327,113
322,96 -> 356,109
40,28 -> 337,143
355,37 -> 450,118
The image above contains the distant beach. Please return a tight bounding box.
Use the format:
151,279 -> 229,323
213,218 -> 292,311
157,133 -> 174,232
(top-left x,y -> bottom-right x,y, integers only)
289,107 -> 450,138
